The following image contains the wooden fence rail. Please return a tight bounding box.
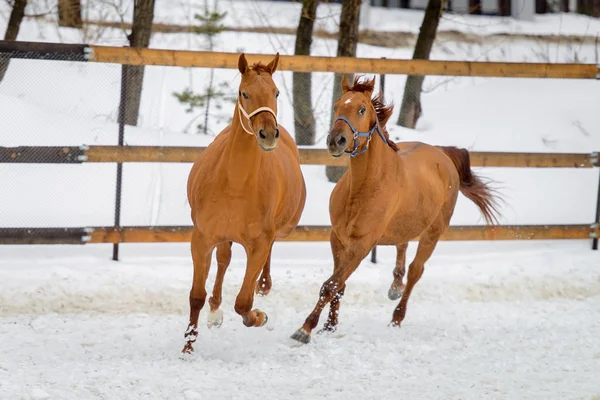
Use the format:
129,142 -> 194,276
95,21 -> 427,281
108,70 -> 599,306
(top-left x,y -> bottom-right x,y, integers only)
1,41 -> 599,251
1,224 -> 598,245
1,41 -> 599,79
1,146 -> 599,168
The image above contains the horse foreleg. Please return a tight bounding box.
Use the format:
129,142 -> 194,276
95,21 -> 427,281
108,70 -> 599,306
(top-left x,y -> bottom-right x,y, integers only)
291,244 -> 369,344
182,230 -> 214,354
319,231 -> 345,334
255,241 -> 274,297
388,242 -> 408,300
207,241 -> 232,329
234,238 -> 272,327
391,223 -> 444,327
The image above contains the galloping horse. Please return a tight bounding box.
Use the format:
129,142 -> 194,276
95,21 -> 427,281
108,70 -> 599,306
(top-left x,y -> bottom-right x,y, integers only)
291,75 -> 500,344
183,53 -> 307,353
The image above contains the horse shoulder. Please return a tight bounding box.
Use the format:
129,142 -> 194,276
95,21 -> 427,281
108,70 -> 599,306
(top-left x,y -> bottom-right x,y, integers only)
187,126 -> 232,207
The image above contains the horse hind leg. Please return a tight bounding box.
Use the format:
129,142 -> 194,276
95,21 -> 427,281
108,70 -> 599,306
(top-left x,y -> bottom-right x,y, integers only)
255,241 -> 274,297
182,230 -> 214,354
388,242 -> 408,301
207,241 -> 232,329
391,217 -> 447,327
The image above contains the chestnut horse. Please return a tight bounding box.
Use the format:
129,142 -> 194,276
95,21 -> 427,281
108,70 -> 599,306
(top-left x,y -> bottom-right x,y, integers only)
183,53 -> 306,353
291,75 -> 500,344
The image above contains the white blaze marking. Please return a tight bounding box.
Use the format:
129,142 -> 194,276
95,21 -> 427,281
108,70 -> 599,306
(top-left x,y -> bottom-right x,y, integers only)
344,98 -> 352,104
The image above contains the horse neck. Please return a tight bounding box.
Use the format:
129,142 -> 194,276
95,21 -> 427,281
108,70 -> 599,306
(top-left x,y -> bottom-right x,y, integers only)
224,104 -> 262,184
347,130 -> 396,189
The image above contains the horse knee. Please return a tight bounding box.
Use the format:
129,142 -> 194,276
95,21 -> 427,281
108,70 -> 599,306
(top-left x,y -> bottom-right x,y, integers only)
189,294 -> 206,310
320,279 -> 341,301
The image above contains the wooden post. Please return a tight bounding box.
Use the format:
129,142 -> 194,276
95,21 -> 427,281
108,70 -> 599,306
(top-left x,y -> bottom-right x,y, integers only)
113,63 -> 127,261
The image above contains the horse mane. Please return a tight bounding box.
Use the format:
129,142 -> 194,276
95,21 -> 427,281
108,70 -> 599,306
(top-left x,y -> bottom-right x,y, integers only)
347,76 -> 399,152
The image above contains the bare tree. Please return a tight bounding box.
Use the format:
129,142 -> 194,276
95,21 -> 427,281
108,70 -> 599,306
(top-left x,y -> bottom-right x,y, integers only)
396,0 -> 444,129
499,0 -> 511,15
577,0 -> 600,15
0,0 -> 28,83
560,0 -> 569,11
293,0 -> 319,145
326,0 -> 362,183
469,0 -> 481,14
58,0 -> 82,28
536,0 -> 548,13
120,0 -> 156,126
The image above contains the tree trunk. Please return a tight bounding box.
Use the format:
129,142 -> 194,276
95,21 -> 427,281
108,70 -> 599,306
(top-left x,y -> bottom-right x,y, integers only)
560,0 -> 569,11
58,0 -> 82,28
293,0 -> 318,145
536,0 -> 548,13
469,0 -> 481,14
498,0 -> 511,16
326,0 -> 362,183
397,0 -> 444,129
0,0 -> 28,83
120,0 -> 156,126
400,0 -> 410,7
576,0 -> 599,15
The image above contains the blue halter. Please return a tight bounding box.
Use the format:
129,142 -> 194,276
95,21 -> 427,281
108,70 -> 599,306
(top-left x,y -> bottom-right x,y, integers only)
334,116 -> 388,158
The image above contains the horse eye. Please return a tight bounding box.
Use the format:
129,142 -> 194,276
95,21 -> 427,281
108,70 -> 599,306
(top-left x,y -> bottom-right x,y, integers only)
359,107 -> 366,115
241,91 -> 249,99
276,91 -> 280,98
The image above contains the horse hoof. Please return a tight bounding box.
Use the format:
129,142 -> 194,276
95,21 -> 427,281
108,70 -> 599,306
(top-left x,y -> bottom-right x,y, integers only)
388,321 -> 402,328
255,287 -> 271,297
260,312 -> 269,327
388,287 -> 403,301
317,324 -> 336,335
207,309 -> 224,329
290,329 -> 311,344
181,342 -> 195,354
255,280 -> 272,297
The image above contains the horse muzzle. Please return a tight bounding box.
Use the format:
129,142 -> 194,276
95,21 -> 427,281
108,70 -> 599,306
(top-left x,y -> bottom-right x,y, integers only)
327,132 -> 348,157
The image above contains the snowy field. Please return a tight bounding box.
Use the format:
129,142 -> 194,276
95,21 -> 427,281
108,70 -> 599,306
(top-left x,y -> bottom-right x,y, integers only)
1,241 -> 600,399
1,0 -> 600,398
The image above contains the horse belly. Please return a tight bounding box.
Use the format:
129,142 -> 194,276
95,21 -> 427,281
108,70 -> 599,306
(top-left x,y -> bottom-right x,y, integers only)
379,188 -> 446,244
193,202 -> 268,244
272,157 -> 307,236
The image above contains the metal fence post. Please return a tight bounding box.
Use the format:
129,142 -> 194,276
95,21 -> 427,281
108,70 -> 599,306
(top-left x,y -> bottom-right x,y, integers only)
370,58 -> 386,264
593,164 -> 600,250
113,63 -> 127,261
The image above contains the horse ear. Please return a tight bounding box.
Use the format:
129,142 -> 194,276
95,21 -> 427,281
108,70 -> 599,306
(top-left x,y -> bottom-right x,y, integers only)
267,52 -> 280,74
341,75 -> 351,92
238,53 -> 248,74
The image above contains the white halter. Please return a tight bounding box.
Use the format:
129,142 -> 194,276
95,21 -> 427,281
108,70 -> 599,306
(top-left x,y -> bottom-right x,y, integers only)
237,99 -> 278,135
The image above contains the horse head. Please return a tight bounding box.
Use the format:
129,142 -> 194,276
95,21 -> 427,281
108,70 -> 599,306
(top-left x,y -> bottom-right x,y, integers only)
237,53 -> 281,152
327,75 -> 378,157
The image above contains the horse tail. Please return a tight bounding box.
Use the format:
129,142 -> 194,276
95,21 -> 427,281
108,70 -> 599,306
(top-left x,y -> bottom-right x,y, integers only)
439,146 -> 502,225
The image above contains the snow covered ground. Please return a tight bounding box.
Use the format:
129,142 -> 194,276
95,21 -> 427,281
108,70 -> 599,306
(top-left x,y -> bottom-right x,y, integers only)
1,240 -> 599,399
1,1 -> 600,398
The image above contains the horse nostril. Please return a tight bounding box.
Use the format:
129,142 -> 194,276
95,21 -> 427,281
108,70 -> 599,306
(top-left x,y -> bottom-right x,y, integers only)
259,129 -> 266,139
274,129 -> 280,138
336,136 -> 346,146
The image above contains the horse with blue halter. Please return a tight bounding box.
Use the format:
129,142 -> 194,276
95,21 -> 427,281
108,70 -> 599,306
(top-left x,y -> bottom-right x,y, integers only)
291,75 -> 500,344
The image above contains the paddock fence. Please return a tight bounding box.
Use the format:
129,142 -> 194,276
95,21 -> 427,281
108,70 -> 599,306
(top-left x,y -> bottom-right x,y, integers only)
1,40 -> 599,259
